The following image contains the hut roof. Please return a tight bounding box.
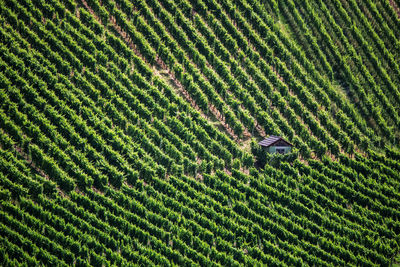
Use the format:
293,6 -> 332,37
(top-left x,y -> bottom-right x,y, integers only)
258,136 -> 293,147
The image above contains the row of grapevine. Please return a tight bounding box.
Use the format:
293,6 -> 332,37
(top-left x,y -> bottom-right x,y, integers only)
1,0 -> 399,265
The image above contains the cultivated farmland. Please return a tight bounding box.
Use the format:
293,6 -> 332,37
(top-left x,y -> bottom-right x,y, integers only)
0,0 -> 400,265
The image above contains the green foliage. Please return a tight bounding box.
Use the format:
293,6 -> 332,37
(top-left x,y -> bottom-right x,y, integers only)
0,0 -> 399,266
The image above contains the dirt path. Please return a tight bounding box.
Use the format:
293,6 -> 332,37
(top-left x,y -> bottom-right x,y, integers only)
388,0 -> 400,18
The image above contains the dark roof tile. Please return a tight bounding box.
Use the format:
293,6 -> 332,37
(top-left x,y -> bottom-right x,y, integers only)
258,136 -> 292,147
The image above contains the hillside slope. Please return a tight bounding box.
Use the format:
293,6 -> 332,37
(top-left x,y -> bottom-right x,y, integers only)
0,0 -> 400,265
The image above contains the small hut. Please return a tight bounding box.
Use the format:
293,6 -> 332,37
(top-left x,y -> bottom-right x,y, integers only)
258,136 -> 293,154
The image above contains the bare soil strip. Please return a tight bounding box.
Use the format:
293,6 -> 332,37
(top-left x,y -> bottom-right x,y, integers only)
388,0 -> 400,18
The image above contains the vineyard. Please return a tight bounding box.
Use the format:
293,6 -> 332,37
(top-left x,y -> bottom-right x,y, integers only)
0,0 -> 400,265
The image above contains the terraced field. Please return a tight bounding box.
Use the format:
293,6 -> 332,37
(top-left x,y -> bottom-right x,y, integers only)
0,0 -> 400,265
